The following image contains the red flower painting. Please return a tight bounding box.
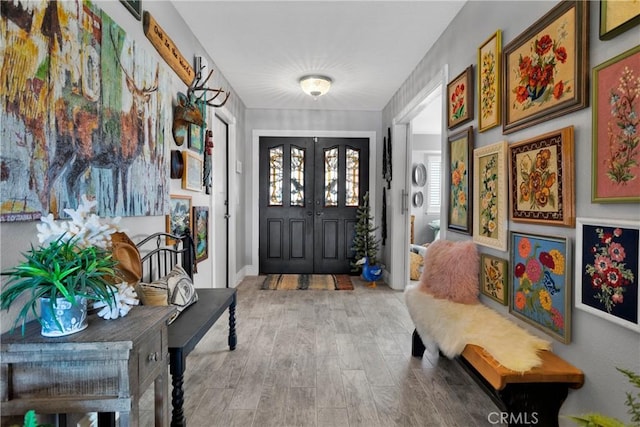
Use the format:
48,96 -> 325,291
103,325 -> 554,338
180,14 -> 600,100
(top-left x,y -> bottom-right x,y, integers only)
513,30 -> 572,109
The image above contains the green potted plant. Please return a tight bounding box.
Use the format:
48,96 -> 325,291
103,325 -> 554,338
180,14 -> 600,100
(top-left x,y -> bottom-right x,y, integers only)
568,367 -> 640,427
0,196 -> 120,336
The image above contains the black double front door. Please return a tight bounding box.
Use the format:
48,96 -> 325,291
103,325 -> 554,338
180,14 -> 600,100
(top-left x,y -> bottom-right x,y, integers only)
259,137 -> 369,274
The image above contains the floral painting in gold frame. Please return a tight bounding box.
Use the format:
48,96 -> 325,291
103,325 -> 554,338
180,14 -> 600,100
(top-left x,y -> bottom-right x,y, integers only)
502,1 -> 589,134
477,30 -> 501,132
591,45 -> 640,203
480,254 -> 508,305
447,65 -> 474,130
473,141 -> 507,251
447,126 -> 473,234
509,126 -> 575,227
599,0 -> 640,40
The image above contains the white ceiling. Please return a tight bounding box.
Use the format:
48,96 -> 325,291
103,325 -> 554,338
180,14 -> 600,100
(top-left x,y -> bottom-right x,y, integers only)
172,0 -> 465,112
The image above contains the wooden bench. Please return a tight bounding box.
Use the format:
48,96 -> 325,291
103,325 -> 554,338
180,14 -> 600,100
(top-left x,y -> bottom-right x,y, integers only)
136,232 -> 237,427
412,330 -> 584,427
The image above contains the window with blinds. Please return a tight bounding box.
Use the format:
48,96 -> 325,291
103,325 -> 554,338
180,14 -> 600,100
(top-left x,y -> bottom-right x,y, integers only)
426,154 -> 441,214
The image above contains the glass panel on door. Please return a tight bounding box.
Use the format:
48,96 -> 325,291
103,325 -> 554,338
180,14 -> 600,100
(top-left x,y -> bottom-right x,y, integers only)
290,146 -> 305,207
346,147 -> 360,206
269,146 -> 283,206
324,147 -> 338,206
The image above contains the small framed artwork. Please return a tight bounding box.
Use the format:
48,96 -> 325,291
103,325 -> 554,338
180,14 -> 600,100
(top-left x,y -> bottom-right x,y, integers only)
481,254 -> 508,305
166,194 -> 192,245
592,45 -> 640,203
509,231 -> 571,344
502,0 -> 589,134
477,30 -> 501,132
509,126 -> 575,227
188,122 -> 204,154
192,206 -> 209,263
447,126 -> 473,235
575,218 -> 640,333
182,151 -> 203,192
599,0 -> 640,40
473,140 -> 508,251
447,65 -> 474,130
120,0 -> 142,21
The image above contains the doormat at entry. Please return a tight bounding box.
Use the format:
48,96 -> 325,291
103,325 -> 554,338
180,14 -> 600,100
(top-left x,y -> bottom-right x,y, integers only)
261,274 -> 354,290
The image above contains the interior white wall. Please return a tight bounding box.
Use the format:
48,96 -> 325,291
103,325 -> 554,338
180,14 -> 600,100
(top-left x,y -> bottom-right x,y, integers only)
382,1 -> 640,423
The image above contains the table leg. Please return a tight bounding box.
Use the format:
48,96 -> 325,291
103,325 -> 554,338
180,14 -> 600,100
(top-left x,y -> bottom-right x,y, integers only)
97,413 -> 116,427
169,349 -> 186,427
412,329 -> 425,358
228,294 -> 237,351
155,366 -> 169,427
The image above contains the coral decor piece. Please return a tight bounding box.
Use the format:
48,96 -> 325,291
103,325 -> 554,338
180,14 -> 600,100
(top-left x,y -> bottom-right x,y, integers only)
37,195 -> 121,249
418,239 -> 480,305
93,282 -> 139,320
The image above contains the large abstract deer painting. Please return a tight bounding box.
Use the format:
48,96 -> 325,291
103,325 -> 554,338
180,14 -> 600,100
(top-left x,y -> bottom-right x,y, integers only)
1,1 -> 169,221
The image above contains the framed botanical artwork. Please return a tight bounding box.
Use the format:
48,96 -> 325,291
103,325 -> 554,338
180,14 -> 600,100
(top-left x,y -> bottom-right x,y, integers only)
473,141 -> 508,251
182,151 -> 203,192
166,194 -> 192,245
447,65 -> 474,130
509,231 -> 571,344
591,45 -> 640,203
599,0 -> 640,40
192,206 -> 209,263
477,30 -> 501,132
502,0 -> 589,134
447,126 -> 473,234
575,218 -> 640,333
480,254 -> 508,305
509,126 -> 575,227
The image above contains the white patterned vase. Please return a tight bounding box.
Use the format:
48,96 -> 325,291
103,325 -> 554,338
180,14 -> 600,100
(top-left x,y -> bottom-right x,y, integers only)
39,296 -> 88,337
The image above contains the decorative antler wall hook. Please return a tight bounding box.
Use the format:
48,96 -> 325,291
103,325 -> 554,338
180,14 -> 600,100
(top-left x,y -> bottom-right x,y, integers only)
187,67 -> 230,108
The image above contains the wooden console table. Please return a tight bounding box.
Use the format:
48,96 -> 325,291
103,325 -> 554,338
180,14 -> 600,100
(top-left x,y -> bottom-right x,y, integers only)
0,306 -> 175,427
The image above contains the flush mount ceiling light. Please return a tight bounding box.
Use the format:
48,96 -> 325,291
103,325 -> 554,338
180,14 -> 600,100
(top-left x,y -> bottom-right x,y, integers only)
299,75 -> 332,98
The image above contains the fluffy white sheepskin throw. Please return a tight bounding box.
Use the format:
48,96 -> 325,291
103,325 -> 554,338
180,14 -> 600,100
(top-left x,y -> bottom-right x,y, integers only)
405,283 -> 551,372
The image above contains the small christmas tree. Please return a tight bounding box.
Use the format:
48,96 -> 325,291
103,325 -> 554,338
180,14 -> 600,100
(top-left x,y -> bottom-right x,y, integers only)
351,191 -> 380,271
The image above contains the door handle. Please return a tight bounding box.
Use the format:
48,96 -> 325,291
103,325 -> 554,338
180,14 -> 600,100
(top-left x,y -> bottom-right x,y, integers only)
316,212 -> 324,216
224,214 -> 231,219
401,189 -> 409,214
307,211 -> 313,216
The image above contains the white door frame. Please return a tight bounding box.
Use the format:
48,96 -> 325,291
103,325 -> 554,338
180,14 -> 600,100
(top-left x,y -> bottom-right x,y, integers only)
249,130 -> 377,275
388,65 -> 447,290
212,105 -> 237,288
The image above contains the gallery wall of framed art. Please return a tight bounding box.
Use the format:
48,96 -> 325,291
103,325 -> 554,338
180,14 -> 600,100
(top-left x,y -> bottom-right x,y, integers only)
431,4 -> 638,401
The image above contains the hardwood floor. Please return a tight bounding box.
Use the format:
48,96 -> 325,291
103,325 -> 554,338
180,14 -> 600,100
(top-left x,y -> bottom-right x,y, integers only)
140,276 -> 503,427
